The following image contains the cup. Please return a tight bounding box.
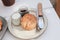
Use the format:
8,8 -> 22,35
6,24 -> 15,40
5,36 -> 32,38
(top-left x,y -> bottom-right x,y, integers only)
2,0 -> 15,6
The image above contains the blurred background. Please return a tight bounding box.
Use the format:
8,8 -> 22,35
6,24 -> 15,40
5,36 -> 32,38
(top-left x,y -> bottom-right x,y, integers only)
50,0 -> 60,18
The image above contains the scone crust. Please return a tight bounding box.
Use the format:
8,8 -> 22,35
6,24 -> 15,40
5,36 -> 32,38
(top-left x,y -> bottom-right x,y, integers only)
21,14 -> 37,30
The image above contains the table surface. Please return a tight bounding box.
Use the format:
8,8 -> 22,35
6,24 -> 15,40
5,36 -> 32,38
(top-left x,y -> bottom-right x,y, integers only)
2,8 -> 60,40
0,0 -> 53,17
0,0 -> 60,40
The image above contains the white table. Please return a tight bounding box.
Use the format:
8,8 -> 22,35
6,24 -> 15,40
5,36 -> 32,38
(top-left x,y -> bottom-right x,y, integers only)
0,0 -> 60,40
2,8 -> 60,40
0,0 -> 53,17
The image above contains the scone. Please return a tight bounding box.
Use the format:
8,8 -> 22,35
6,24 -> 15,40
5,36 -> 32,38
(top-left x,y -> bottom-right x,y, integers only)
21,14 -> 37,30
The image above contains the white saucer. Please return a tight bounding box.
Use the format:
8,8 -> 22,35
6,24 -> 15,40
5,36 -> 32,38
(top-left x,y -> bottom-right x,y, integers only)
8,8 -> 48,39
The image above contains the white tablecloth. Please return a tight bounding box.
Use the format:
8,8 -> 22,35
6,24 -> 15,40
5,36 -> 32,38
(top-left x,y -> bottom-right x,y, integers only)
2,8 -> 60,40
0,0 -> 60,40
0,0 -> 53,17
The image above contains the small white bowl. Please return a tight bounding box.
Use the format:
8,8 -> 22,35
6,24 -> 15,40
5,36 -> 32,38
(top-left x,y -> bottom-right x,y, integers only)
11,12 -> 21,25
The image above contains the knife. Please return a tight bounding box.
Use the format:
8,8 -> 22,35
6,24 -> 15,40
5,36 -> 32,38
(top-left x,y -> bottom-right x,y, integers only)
37,3 -> 44,30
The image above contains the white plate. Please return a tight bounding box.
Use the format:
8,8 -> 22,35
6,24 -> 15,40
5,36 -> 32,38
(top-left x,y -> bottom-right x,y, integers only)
0,16 -> 8,40
8,8 -> 48,39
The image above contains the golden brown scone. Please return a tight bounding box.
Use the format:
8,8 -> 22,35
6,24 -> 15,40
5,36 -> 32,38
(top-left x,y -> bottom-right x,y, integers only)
21,14 -> 37,30
0,20 -> 2,30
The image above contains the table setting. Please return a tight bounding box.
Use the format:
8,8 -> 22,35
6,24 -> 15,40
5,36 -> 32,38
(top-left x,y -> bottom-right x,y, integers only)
0,0 -> 60,40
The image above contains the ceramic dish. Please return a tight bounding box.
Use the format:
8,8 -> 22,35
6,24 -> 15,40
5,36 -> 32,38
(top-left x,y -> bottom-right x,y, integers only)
0,16 -> 8,40
8,8 -> 48,39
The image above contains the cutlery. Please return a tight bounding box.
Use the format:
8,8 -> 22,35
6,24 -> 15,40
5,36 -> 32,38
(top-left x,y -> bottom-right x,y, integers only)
37,3 -> 44,31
